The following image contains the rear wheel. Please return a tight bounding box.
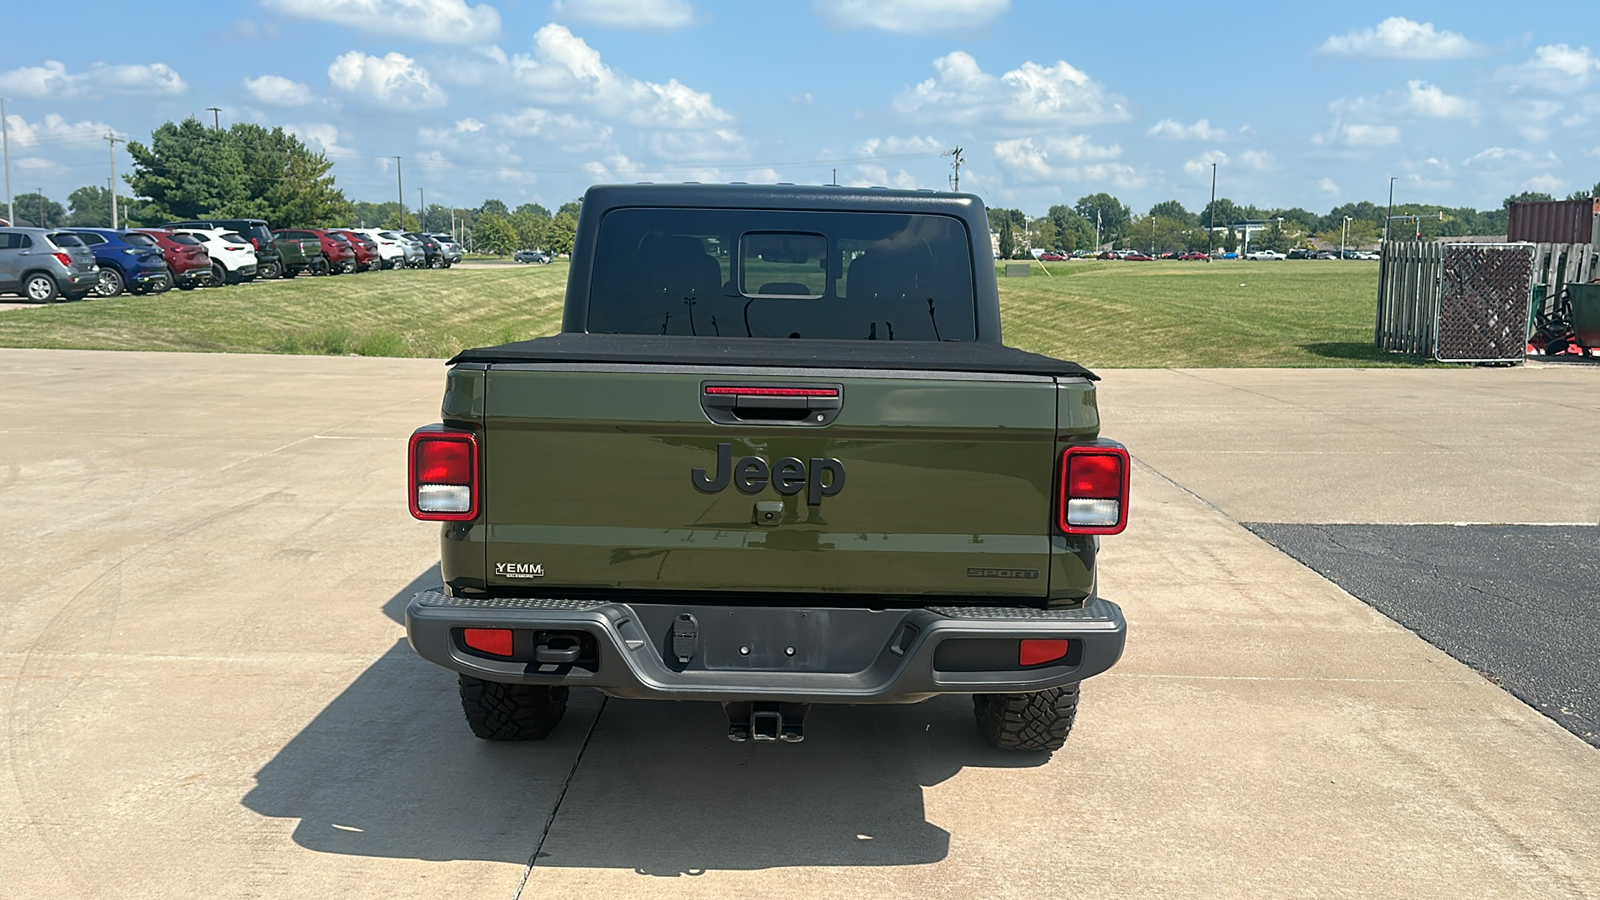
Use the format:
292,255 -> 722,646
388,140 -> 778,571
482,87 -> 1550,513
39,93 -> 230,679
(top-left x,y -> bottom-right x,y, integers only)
95,268 -> 125,298
259,260 -> 282,279
209,262 -> 228,288
24,272 -> 59,303
973,684 -> 1080,752
458,674 -> 568,741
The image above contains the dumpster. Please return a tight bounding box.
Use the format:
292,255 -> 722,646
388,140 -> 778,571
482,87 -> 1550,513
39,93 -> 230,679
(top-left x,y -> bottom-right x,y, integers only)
1569,283 -> 1600,349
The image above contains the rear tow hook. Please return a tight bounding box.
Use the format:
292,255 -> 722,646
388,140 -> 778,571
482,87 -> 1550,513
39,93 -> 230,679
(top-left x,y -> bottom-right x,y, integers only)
723,701 -> 809,743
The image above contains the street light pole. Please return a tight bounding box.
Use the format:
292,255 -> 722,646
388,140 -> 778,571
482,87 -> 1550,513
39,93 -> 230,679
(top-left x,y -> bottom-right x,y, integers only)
418,188 -> 424,228
1341,215 -> 1351,259
106,132 -> 124,228
1,97 -> 12,225
1385,176 -> 1397,243
207,107 -> 221,130
394,156 -> 404,226
1207,161 -> 1217,261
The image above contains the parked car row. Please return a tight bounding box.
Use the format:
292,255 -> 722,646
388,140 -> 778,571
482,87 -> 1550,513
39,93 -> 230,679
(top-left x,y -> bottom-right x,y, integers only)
0,219 -> 468,302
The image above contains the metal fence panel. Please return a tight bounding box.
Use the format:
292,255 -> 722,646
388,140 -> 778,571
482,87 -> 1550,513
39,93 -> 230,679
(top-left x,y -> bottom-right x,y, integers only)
1435,243 -> 1535,363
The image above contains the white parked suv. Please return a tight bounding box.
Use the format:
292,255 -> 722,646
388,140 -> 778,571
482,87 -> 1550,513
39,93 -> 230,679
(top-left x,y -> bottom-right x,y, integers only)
167,228 -> 259,286
345,228 -> 410,269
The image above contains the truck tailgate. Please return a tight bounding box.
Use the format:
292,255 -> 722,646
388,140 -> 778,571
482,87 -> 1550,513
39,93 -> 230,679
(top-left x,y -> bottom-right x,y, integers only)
480,365 -> 1059,598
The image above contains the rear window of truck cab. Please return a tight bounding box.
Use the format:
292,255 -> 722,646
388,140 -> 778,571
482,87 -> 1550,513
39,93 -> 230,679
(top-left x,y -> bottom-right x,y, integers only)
587,208 -> 977,341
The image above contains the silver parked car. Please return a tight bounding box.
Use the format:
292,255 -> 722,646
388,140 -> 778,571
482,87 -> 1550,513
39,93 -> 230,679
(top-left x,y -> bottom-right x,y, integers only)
428,233 -> 464,265
0,227 -> 99,302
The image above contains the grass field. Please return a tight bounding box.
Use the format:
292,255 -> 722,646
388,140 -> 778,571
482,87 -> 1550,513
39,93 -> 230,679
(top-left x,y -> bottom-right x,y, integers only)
0,259 -> 1415,367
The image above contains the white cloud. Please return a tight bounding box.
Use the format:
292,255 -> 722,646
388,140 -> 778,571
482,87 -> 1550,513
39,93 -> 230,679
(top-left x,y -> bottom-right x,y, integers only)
508,24 -> 734,130
790,92 -> 815,107
816,0 -> 1008,33
327,51 -> 448,111
0,60 -> 186,101
1146,119 -> 1231,141
1182,149 -> 1228,175
262,0 -> 499,44
1318,18 -> 1480,59
1525,173 -> 1564,192
857,135 -> 945,157
17,157 -> 55,170
243,75 -> 313,107
1318,178 -> 1340,194
993,136 -> 1125,183
893,51 -> 1129,127
846,165 -> 922,189
646,129 -> 749,160
553,0 -> 696,29
285,122 -> 352,155
1403,81 -> 1472,118
493,108 -> 614,150
1236,150 -> 1275,170
1501,44 -> 1600,93
418,117 -> 492,146
1463,147 -> 1535,166
1313,124 -> 1402,147
1,113 -> 117,149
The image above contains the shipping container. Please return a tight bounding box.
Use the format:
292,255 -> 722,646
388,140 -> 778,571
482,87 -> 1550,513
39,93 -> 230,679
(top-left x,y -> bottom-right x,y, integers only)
1507,198 -> 1600,245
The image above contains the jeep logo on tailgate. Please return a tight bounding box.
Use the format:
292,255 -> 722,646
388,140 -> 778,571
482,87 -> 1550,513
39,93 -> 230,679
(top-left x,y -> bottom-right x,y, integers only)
691,442 -> 845,505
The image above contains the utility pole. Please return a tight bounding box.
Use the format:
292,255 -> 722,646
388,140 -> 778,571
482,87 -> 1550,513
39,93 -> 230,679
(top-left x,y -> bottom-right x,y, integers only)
1207,161 -> 1217,260
207,107 -> 221,130
832,168 -> 837,186
1341,215 -> 1351,259
1385,176 -> 1397,243
38,187 -> 45,228
1,97 -> 12,225
418,188 -> 424,228
394,156 -> 404,226
106,132 -> 124,228
943,146 -> 964,192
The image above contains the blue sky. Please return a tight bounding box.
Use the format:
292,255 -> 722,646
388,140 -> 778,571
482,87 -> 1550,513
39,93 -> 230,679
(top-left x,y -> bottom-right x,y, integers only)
1,0 -> 1595,218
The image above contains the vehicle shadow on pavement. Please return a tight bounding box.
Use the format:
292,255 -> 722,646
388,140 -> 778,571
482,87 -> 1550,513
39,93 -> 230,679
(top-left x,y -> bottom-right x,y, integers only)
243,566 -> 1049,871
531,694 -> 1042,875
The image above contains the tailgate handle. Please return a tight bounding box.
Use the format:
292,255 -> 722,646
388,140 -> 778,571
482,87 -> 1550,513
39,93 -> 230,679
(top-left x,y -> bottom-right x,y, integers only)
701,383 -> 842,426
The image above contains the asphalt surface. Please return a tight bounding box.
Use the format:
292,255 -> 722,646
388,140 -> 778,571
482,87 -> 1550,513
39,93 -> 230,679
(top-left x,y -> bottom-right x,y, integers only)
1248,524 -> 1600,747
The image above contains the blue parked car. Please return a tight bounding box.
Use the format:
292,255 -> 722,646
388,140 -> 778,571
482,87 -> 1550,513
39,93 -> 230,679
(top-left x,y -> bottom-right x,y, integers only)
66,228 -> 171,297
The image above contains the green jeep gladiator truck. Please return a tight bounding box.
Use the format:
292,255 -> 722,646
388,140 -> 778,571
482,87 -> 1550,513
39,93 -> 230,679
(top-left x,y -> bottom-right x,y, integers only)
406,183 -> 1128,751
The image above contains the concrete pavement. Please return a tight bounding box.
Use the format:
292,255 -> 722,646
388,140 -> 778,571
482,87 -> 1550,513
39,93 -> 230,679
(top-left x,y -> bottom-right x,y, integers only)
0,349 -> 1596,899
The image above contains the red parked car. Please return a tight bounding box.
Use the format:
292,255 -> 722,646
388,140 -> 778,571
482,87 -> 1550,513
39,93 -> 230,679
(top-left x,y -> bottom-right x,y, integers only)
1038,252 -> 1067,261
272,228 -> 355,275
136,229 -> 212,291
329,229 -> 379,272
1179,251 -> 1209,260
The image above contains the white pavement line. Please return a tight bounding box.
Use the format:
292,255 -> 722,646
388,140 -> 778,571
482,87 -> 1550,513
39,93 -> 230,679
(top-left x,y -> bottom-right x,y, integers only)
513,695 -> 610,900
1107,673 -> 1471,684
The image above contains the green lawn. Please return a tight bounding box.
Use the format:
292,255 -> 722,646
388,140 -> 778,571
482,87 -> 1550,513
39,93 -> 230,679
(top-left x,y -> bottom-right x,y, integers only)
0,258 -> 1415,367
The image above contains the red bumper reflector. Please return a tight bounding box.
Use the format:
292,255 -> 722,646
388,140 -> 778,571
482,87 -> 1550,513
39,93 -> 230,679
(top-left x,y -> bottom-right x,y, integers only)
463,628 -> 513,657
1019,639 -> 1071,667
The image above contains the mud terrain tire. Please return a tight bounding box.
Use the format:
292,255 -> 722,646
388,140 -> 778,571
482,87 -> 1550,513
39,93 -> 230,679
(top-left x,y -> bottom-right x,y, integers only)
458,674 -> 568,741
974,684 -> 1079,752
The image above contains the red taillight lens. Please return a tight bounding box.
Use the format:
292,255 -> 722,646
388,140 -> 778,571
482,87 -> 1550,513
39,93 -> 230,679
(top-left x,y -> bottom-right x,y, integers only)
53,252 -> 73,267
1019,638 -> 1071,666
1059,446 -> 1129,534
463,628 -> 513,657
409,430 -> 478,521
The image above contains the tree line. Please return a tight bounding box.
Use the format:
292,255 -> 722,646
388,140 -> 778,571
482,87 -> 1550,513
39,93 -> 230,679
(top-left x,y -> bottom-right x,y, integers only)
986,184 -> 1600,257
4,116 -> 580,256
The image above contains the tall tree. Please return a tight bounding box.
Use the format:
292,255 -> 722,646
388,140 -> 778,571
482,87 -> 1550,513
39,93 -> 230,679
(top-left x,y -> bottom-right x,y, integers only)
475,215 -> 517,256
546,211 -> 578,256
1502,191 -> 1555,209
1147,200 -> 1195,225
510,209 -> 547,250
66,186 -> 134,227
229,123 -> 347,226
11,192 -> 64,227
1074,193 -> 1130,243
516,202 -> 551,220
557,199 -> 583,220
125,117 -> 248,221
998,217 -> 1015,259
477,199 -> 510,218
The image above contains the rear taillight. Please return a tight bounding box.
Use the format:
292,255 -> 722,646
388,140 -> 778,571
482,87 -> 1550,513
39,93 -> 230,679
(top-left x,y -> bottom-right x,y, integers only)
1058,446 -> 1129,534
408,430 -> 478,521
52,252 -> 72,267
